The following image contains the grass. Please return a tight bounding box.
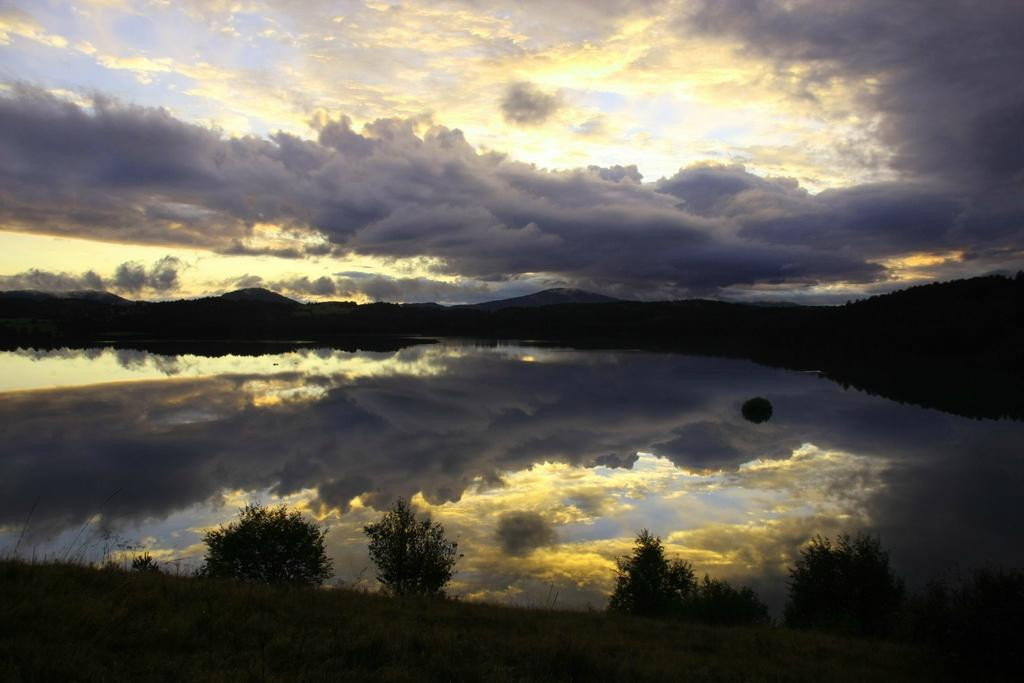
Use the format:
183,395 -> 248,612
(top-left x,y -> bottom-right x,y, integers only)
0,559 -> 941,682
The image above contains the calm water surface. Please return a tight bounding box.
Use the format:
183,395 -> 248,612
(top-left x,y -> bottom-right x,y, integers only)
1,341 -> 1021,611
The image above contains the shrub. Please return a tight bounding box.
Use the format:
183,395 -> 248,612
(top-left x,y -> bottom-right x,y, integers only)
130,553 -> 161,574
682,575 -> 771,626
608,530 -> 696,617
785,533 -> 904,636
201,503 -> 333,587
904,568 -> 1024,673
363,498 -> 459,596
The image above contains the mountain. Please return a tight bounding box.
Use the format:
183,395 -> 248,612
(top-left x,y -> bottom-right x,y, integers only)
466,288 -> 621,311
60,290 -> 133,305
218,288 -> 297,305
0,290 -> 53,302
0,290 -> 132,305
743,300 -> 803,308
2,274 -> 1022,419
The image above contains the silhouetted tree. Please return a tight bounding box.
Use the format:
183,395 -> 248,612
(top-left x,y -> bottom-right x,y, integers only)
130,553 -> 161,574
741,397 -> 773,423
363,498 -> 459,596
608,530 -> 696,617
785,533 -> 904,636
201,503 -> 333,586
682,575 -> 770,626
904,568 -> 1024,673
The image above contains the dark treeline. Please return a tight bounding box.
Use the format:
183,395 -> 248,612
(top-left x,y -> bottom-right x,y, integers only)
2,273 -> 1022,419
785,534 -> 1024,678
0,336 -> 434,357
607,528 -> 1023,678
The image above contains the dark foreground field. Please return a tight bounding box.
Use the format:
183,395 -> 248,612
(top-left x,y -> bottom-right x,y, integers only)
0,561 -> 939,682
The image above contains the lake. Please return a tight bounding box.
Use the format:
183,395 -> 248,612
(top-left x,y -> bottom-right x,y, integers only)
1,340 -> 1021,612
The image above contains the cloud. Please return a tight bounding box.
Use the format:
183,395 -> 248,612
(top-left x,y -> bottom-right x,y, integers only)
114,256 -> 182,293
334,275 -> 495,303
0,268 -> 104,292
230,272 -> 500,303
0,84 -> 1020,300
588,164 -> 642,184
495,511 -> 557,556
684,0 -> 1024,191
0,256 -> 181,295
655,164 -> 973,260
268,275 -> 338,298
500,81 -> 561,125
589,452 -> 639,469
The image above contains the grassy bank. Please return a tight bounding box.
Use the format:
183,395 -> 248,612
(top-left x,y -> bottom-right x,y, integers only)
0,560 -> 938,682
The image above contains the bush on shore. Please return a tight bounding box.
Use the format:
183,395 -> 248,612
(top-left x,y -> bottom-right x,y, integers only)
200,503 -> 333,587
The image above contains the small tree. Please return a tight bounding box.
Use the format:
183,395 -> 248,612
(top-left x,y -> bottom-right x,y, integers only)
363,498 -> 459,596
785,533 -> 904,636
682,575 -> 770,626
131,553 -> 161,574
608,530 -> 696,617
905,568 -> 1024,671
201,503 -> 333,587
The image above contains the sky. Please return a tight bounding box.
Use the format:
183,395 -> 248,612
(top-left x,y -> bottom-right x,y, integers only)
0,0 -> 1022,304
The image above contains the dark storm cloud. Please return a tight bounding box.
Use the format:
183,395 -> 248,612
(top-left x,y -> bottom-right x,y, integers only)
589,452 -> 639,469
588,164 -> 643,184
0,86 -> 893,297
500,81 -> 561,125
655,165 -> 979,259
3,46 -> 1022,299
685,0 -> 1024,190
0,87 -> 252,247
656,163 -> 805,217
495,511 -> 557,556
671,1 -> 1024,283
231,272 -> 499,303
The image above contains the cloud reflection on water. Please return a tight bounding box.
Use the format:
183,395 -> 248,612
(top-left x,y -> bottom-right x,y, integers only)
0,342 -> 1020,610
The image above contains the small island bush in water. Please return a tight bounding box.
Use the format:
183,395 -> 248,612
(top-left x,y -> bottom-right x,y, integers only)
742,397 -> 773,423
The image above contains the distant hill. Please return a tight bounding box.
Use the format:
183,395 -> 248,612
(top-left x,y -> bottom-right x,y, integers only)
2,274 -> 1022,419
466,288 -> 621,311
400,302 -> 445,309
0,290 -> 132,305
218,288 -> 297,305
743,300 -> 803,308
